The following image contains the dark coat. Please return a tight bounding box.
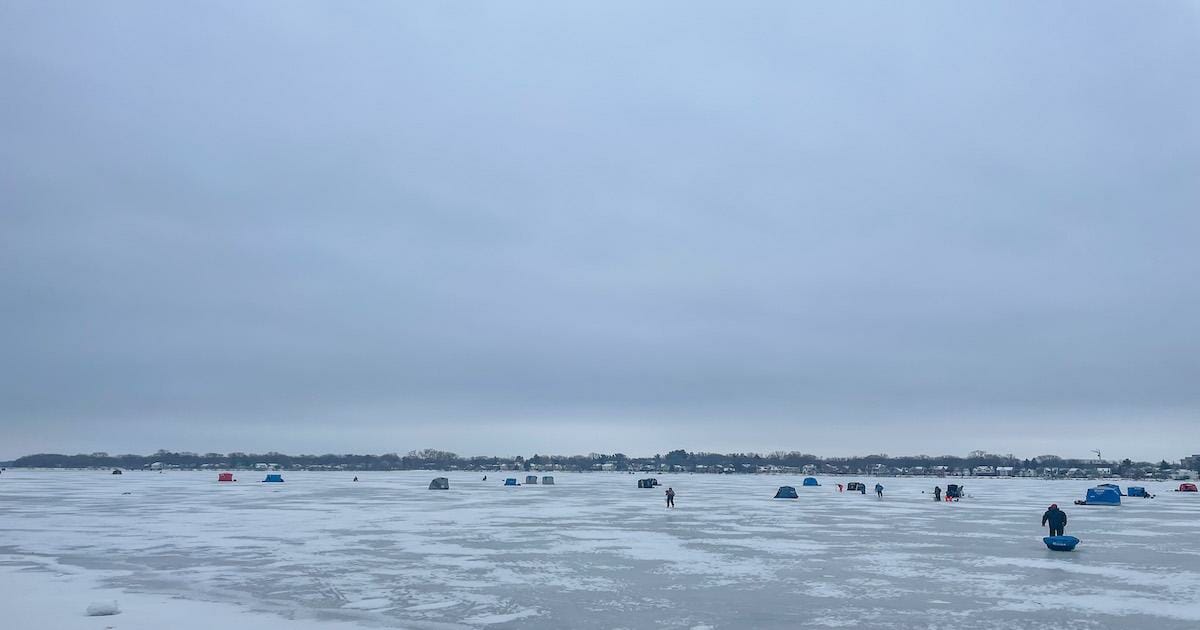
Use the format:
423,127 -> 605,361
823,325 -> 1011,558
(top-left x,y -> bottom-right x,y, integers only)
1041,507 -> 1067,529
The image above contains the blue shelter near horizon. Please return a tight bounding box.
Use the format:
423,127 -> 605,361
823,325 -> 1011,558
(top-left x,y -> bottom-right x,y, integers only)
774,486 -> 798,499
802,477 -> 819,487
262,473 -> 284,483
1085,486 -> 1120,505
1127,486 -> 1148,497
504,478 -> 519,486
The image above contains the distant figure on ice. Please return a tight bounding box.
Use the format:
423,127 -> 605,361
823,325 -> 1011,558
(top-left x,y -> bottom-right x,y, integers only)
875,483 -> 884,498
933,486 -> 942,502
1042,504 -> 1068,537
353,476 -> 358,482
837,483 -> 844,493
482,475 -> 487,481
665,487 -> 676,508
859,484 -> 866,495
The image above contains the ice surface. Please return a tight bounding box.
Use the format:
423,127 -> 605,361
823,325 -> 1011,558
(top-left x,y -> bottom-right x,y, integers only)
1,471 -> 1198,629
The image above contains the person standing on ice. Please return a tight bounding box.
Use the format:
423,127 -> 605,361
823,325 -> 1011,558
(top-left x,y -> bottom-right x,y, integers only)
1042,504 -> 1068,537
933,486 -> 942,502
665,487 -> 676,508
875,483 -> 884,498
837,483 -> 844,493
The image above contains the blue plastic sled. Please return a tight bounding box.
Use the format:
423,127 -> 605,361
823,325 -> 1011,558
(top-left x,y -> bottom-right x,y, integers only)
1043,535 -> 1079,551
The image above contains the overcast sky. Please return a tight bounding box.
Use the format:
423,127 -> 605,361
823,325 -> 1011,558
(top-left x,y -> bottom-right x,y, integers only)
2,2 -> 1197,461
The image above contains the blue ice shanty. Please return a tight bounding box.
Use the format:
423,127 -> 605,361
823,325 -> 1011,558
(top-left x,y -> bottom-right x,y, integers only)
504,478 -> 519,486
802,477 -> 819,487
1085,486 -> 1120,505
1127,486 -> 1148,497
1096,483 -> 1124,495
774,486 -> 798,499
262,473 -> 284,483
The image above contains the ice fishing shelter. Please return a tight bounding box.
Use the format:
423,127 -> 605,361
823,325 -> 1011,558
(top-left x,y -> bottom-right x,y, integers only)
111,469 -> 122,475
774,486 -> 798,499
262,473 -> 284,483
946,484 -> 963,499
802,477 -> 819,487
525,475 -> 539,485
541,476 -> 555,485
637,478 -> 660,488
429,477 -> 449,490
1097,483 -> 1124,495
1127,486 -> 1147,497
846,482 -> 866,492
504,478 -> 519,486
218,472 -> 235,482
1178,483 -> 1198,492
1084,486 -> 1120,505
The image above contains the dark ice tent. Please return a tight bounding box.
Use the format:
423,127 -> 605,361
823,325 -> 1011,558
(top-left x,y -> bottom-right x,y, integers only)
774,486 -> 799,499
111,469 -> 122,475
525,475 -> 538,485
1127,486 -> 1148,497
541,476 -> 555,485
802,477 -> 819,487
1043,535 -> 1080,552
262,474 -> 284,483
637,478 -> 659,488
1084,486 -> 1120,505
218,472 -> 235,482
504,478 -> 519,486
429,477 -> 449,490
1177,483 -> 1198,492
846,482 -> 865,492
946,484 -> 963,499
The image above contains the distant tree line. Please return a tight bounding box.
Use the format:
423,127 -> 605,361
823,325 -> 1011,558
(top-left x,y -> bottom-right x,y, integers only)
2,448 -> 1194,475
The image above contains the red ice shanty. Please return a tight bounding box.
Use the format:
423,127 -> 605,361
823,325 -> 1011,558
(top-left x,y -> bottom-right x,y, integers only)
218,472 -> 235,482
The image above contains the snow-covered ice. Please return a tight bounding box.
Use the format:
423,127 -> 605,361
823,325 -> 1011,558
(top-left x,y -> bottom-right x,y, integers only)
1,471 -> 1198,629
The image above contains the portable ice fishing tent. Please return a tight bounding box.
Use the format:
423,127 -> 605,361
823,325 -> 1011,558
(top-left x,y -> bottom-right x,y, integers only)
111,469 -> 122,475
637,478 -> 656,488
946,484 -> 963,499
802,477 -> 819,487
218,472 -> 235,482
1127,486 -> 1147,497
1084,486 -> 1120,505
541,476 -> 555,485
263,474 -> 284,483
429,477 -> 449,490
774,486 -> 799,499
846,482 -> 866,492
1177,483 -> 1198,492
504,478 -> 519,486
525,475 -> 538,485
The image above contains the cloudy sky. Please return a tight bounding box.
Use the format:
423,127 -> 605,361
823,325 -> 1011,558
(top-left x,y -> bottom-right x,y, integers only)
2,2 -> 1197,461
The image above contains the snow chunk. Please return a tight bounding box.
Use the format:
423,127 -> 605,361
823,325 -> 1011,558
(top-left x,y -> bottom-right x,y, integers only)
86,600 -> 121,616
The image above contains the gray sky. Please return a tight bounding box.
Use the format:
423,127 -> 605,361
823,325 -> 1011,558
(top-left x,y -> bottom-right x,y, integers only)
2,2 -> 1198,461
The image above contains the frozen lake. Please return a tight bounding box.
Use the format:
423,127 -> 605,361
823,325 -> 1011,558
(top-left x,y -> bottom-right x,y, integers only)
2,471 -> 1198,629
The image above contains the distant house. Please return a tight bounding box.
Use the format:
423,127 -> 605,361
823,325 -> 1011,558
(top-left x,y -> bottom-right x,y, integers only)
600,463 -> 616,471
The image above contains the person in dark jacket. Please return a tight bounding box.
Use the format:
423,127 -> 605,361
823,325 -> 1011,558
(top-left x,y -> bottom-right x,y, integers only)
875,483 -> 884,498
665,487 -> 676,508
933,486 -> 942,502
1042,504 -> 1067,536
